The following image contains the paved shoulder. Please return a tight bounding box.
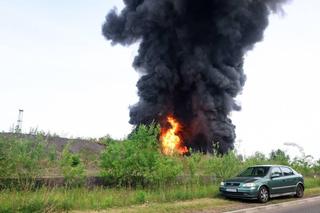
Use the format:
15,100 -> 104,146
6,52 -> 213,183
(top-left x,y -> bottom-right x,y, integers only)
226,196 -> 320,213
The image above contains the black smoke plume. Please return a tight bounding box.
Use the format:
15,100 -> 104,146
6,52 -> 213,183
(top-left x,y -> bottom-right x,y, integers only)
102,0 -> 288,154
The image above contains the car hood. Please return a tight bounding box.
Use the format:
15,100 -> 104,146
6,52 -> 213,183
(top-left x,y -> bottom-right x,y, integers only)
225,177 -> 262,183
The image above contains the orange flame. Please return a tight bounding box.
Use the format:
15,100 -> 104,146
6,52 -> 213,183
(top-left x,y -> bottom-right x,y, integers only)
160,116 -> 188,155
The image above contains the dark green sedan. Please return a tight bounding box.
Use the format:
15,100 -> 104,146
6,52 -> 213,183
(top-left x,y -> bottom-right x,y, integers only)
219,165 -> 304,203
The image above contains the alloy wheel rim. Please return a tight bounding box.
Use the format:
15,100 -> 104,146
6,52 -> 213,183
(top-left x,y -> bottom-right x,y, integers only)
260,188 -> 268,201
297,186 -> 303,196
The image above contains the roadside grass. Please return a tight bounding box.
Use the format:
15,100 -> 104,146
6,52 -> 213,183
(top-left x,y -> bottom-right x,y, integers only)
74,187 -> 320,213
95,198 -> 239,213
71,187 -> 320,213
305,187 -> 320,196
0,184 -> 219,212
1,183 -> 320,212
305,177 -> 320,188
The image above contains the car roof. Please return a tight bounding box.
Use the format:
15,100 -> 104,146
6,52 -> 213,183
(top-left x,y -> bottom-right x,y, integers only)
251,165 -> 290,167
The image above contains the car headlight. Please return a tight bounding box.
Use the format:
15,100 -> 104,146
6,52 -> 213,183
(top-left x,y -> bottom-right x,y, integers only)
243,183 -> 256,187
220,181 -> 225,186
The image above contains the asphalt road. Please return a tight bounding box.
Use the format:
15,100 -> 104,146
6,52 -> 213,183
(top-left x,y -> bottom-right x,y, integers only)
227,196 -> 320,213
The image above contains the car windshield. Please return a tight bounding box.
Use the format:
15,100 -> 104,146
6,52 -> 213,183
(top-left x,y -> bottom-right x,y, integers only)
237,167 -> 270,177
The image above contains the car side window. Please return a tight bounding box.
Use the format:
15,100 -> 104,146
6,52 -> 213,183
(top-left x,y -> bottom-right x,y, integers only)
271,167 -> 282,176
281,167 -> 294,176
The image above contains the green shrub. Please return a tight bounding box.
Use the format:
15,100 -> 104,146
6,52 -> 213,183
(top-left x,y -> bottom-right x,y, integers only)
204,151 -> 243,179
291,156 -> 315,177
244,152 -> 268,167
134,191 -> 146,204
60,144 -> 85,187
151,155 -> 182,185
102,196 -> 114,208
0,134 -> 49,190
0,135 -> 46,179
185,152 -> 202,182
99,124 -> 183,187
269,149 -> 290,165
314,159 -> 320,175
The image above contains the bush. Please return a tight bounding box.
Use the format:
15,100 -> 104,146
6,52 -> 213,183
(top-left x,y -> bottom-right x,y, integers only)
134,191 -> 146,203
0,134 -> 49,190
269,149 -> 290,165
60,144 -> 85,187
151,155 -> 182,185
99,124 -> 183,187
314,160 -> 320,175
204,152 -> 243,179
0,135 -> 46,179
291,155 -> 315,177
185,152 -> 202,179
244,152 -> 268,167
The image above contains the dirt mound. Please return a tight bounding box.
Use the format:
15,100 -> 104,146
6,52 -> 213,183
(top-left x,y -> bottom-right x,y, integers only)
0,132 -> 106,154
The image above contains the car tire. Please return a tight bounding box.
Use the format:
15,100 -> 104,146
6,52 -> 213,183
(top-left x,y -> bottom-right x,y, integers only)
257,186 -> 269,203
295,184 -> 304,198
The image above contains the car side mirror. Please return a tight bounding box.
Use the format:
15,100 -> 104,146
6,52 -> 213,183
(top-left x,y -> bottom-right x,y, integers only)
271,173 -> 280,179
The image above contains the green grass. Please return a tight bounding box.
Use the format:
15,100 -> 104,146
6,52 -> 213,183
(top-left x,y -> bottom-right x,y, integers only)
73,187 -> 320,213
305,187 -> 320,196
0,184 -> 220,212
305,177 -> 320,188
1,181 -> 320,212
102,198 -> 238,213
79,187 -> 320,213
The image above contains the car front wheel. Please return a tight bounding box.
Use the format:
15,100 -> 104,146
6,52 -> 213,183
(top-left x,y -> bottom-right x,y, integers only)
258,186 -> 269,203
295,184 -> 304,198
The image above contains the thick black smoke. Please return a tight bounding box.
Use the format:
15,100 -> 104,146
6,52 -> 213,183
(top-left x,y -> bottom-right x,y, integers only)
102,0 -> 288,154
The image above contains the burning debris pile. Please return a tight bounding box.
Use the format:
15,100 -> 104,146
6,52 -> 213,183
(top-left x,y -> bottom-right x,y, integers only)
160,116 -> 188,155
102,0 -> 288,154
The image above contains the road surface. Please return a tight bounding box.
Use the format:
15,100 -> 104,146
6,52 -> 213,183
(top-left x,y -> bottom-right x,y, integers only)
227,196 -> 320,213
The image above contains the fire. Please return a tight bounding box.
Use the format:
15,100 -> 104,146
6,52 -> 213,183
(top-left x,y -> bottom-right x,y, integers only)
160,116 -> 188,155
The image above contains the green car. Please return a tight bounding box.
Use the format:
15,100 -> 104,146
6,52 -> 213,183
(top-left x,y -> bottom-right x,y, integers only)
219,165 -> 304,203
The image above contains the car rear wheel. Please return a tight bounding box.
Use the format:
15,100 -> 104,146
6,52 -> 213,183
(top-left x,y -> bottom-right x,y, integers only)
295,184 -> 304,198
258,186 -> 269,203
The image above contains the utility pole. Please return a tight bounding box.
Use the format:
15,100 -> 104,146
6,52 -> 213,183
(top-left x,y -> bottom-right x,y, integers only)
15,109 -> 23,133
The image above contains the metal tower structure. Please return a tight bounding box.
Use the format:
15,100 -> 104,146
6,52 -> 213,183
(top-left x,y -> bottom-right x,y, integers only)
15,109 -> 23,133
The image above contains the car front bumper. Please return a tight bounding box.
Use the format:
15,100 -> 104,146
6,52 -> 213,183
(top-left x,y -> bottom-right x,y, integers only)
219,186 -> 259,199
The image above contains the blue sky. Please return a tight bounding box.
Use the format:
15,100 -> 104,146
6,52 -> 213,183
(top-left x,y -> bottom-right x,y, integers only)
1,0 -> 320,159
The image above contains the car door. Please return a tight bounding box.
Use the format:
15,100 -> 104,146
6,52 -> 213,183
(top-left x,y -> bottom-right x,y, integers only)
269,166 -> 286,195
280,166 -> 297,193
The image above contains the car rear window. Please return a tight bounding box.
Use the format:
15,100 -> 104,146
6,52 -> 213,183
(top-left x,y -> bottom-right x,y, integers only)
237,167 -> 270,177
281,167 -> 294,176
